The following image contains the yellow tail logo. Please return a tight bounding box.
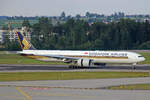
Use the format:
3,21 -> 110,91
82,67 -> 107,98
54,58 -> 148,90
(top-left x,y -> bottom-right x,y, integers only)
16,32 -> 35,50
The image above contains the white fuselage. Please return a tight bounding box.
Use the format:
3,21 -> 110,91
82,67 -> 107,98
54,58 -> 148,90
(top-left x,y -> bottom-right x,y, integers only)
19,50 -> 145,64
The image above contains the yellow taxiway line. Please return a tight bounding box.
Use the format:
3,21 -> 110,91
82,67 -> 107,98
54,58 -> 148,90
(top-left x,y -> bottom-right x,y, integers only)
16,87 -> 32,100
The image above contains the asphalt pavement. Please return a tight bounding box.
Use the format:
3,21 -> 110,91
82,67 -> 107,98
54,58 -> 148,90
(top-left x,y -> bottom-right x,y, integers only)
0,64 -> 150,72
0,77 -> 150,100
0,64 -> 150,100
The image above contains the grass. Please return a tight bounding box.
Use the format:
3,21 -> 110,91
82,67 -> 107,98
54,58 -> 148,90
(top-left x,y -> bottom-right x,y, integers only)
0,54 -> 66,65
0,72 -> 150,81
138,52 -> 150,64
108,84 -> 150,90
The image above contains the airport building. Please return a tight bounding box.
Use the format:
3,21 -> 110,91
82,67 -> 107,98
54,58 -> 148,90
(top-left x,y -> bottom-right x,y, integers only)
7,30 -> 18,41
1,27 -> 31,42
0,30 -> 7,43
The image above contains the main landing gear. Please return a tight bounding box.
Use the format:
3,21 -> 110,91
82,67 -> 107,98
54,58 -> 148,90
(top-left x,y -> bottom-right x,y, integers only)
69,65 -> 87,69
69,65 -> 79,69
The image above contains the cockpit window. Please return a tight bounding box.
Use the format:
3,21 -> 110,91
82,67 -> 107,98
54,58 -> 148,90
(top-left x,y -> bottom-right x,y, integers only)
138,56 -> 143,57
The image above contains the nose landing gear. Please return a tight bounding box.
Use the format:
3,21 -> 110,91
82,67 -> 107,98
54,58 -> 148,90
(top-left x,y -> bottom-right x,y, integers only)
132,63 -> 137,70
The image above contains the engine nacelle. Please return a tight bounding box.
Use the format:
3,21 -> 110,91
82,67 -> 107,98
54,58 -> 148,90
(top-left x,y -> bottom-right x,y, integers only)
77,58 -> 92,67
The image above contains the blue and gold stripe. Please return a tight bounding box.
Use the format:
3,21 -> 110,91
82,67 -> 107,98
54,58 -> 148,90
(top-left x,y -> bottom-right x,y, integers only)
16,32 -> 35,50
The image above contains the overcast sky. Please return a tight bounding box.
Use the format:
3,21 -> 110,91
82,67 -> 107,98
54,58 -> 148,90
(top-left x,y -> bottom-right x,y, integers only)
1,0 -> 150,16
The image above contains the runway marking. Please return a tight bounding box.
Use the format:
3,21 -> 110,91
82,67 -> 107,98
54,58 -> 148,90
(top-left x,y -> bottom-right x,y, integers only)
16,87 -> 32,100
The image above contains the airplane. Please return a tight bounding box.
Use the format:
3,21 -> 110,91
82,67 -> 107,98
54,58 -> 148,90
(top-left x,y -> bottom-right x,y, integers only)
16,31 -> 145,68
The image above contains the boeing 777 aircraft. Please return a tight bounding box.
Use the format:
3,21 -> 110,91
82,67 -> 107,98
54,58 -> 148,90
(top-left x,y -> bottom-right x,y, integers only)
16,32 -> 145,68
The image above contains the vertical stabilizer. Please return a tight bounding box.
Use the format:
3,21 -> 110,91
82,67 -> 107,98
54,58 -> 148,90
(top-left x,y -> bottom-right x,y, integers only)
16,32 -> 36,50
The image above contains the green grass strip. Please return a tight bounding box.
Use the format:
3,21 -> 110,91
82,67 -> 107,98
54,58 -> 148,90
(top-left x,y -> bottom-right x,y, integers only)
138,52 -> 150,64
0,54 -> 66,65
109,84 -> 150,90
0,72 -> 150,81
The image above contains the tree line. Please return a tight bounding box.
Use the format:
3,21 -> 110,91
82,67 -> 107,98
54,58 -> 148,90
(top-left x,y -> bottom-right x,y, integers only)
2,17 -> 150,50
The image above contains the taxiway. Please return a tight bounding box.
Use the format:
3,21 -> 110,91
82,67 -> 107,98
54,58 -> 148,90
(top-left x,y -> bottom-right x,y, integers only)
0,77 -> 150,100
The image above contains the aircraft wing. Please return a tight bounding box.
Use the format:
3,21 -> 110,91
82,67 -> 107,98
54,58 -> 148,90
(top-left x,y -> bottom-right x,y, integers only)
18,51 -> 80,61
33,54 -> 80,60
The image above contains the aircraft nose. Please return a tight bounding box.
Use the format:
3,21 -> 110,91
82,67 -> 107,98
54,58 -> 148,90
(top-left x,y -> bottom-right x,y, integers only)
141,57 -> 145,62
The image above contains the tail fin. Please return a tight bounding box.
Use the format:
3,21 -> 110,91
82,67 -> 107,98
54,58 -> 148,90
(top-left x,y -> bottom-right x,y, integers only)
16,32 -> 36,50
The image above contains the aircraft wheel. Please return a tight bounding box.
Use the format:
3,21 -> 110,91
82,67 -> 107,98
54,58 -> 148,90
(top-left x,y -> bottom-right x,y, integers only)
132,63 -> 136,70
69,65 -> 73,69
132,66 -> 136,70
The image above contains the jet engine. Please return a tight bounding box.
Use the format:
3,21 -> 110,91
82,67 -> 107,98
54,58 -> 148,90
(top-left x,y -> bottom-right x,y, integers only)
77,58 -> 92,67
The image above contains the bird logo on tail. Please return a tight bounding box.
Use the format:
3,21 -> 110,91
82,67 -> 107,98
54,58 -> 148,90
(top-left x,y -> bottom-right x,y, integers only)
16,31 -> 35,50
